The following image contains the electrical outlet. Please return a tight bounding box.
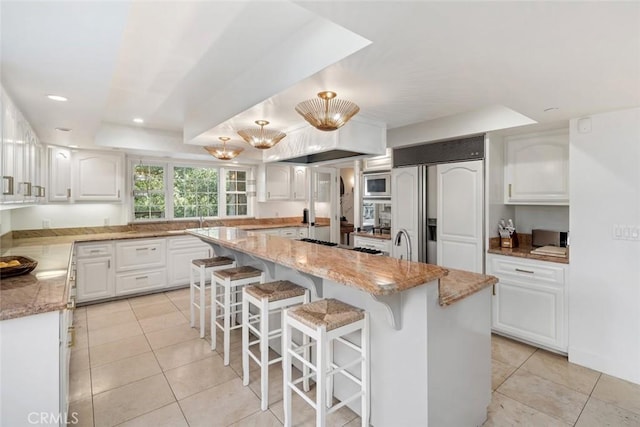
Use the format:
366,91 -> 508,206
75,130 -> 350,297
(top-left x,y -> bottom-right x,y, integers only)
43,219 -> 51,229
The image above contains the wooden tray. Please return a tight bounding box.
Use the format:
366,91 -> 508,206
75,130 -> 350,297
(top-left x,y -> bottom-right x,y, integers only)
0,255 -> 38,278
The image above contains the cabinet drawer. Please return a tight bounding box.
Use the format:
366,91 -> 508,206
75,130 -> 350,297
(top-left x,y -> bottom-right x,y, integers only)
167,235 -> 211,251
297,228 -> 309,238
76,243 -> 113,258
489,256 -> 564,286
116,269 -> 166,296
280,228 -> 298,238
116,239 -> 166,272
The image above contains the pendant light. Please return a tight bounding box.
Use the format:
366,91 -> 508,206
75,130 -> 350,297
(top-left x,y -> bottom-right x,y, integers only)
204,137 -> 243,161
237,120 -> 286,149
295,91 -> 360,131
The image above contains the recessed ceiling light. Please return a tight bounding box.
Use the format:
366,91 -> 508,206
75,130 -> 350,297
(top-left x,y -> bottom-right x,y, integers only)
133,118 -> 144,124
55,127 -> 72,132
47,94 -> 68,102
68,144 -> 78,148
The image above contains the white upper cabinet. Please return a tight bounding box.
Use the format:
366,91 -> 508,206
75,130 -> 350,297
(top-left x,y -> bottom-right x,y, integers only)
73,152 -> 123,201
504,129 -> 569,205
291,166 -> 307,200
264,164 -> 291,200
257,164 -> 308,202
49,147 -> 72,202
391,166 -> 419,261
49,148 -> 124,202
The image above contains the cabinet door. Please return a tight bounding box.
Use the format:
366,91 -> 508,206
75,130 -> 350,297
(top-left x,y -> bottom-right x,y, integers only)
437,160 -> 484,273
265,165 -> 291,200
363,148 -> 392,171
49,147 -> 72,202
391,166 -> 418,261
505,129 -> 569,205
76,256 -> 114,302
74,152 -> 123,201
493,279 -> 565,351
168,246 -> 212,286
291,166 -> 307,200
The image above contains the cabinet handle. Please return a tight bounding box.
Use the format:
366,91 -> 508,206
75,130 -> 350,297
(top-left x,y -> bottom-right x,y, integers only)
268,191 -> 270,198
117,190 -> 120,198
492,284 -> 496,296
515,268 -> 534,274
21,182 -> 32,197
108,260 -> 111,269
90,249 -> 101,254
67,188 -> 71,198
508,184 -> 512,198
135,276 -> 149,280
293,192 -> 296,198
33,185 -> 45,197
2,176 -> 14,195
68,326 -> 76,348
136,247 -> 149,251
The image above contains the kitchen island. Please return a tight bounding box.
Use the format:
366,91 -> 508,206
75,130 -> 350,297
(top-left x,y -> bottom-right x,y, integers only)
188,226 -> 498,427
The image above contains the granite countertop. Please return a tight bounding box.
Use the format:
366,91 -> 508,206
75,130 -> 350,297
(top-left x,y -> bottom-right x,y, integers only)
0,243 -> 73,321
487,237 -> 569,265
352,231 -> 392,241
188,227 -> 496,303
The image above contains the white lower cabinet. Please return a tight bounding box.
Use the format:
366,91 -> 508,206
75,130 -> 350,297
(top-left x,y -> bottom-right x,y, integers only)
76,242 -> 114,303
1,308 -> 73,426
488,254 -> 568,352
77,236 -> 216,303
352,235 -> 392,255
167,236 -> 212,286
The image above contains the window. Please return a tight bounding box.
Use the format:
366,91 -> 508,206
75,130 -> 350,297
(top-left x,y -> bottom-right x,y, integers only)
173,166 -> 218,218
129,160 -> 251,221
225,170 -> 248,215
132,163 -> 166,220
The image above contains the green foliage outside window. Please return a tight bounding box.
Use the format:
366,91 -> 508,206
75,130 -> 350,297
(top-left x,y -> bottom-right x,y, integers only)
226,170 -> 248,216
133,164 -> 166,219
173,166 -> 218,218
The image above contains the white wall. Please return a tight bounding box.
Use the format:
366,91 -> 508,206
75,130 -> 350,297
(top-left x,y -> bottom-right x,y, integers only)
569,107 -> 640,384
10,204 -> 128,230
255,201 -> 306,219
514,206 -> 570,235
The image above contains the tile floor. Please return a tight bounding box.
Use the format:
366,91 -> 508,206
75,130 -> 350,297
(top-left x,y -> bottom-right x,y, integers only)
69,288 -> 640,427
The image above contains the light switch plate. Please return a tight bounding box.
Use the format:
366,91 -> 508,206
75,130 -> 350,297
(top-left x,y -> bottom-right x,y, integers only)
613,224 -> 640,241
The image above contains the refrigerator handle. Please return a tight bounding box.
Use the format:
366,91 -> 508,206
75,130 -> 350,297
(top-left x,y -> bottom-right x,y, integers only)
417,166 -> 427,263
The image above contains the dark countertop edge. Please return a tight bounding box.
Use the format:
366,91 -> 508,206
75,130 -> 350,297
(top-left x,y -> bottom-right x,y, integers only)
352,232 -> 393,241
487,247 -> 570,265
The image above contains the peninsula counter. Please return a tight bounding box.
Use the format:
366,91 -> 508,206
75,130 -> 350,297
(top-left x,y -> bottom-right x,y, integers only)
188,227 -> 498,427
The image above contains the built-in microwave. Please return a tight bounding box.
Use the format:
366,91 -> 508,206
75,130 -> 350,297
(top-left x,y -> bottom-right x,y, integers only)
363,172 -> 391,198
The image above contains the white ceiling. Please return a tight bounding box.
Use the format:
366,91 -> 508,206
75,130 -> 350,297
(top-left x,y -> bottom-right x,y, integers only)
1,1 -> 639,162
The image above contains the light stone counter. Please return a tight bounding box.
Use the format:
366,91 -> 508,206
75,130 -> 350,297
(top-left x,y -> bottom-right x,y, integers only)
188,226 -> 495,426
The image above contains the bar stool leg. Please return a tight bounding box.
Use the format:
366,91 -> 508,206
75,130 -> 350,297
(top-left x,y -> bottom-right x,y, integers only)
223,277 -> 232,365
302,292 -> 311,393
199,266 -> 206,338
189,266 -> 196,328
283,310 -> 292,427
326,338 -> 334,408
316,326 -> 328,427
242,292 -> 250,386
211,273 -> 217,351
260,296 -> 269,411
362,314 -> 370,427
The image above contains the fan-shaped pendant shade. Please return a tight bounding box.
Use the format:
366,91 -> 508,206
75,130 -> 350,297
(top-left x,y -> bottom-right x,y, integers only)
295,91 -> 360,132
237,120 -> 286,149
204,137 -> 243,161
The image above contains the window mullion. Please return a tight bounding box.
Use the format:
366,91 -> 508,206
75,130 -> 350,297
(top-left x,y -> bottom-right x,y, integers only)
219,167 -> 227,218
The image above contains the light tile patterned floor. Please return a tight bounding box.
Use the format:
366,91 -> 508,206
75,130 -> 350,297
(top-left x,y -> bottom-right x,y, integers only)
69,289 -> 640,426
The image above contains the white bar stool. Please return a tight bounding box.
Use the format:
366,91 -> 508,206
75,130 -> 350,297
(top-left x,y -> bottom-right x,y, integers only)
241,280 -> 310,411
190,257 -> 236,338
283,298 -> 369,427
212,266 -> 265,365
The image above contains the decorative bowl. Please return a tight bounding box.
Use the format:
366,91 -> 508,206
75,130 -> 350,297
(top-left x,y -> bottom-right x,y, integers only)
0,255 -> 38,278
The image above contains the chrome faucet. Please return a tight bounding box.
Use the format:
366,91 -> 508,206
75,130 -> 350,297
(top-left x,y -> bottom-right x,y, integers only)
394,228 -> 412,261
199,215 -> 204,228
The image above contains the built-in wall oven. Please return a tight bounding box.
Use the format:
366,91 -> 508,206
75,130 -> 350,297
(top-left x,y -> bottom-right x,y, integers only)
363,172 -> 391,198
